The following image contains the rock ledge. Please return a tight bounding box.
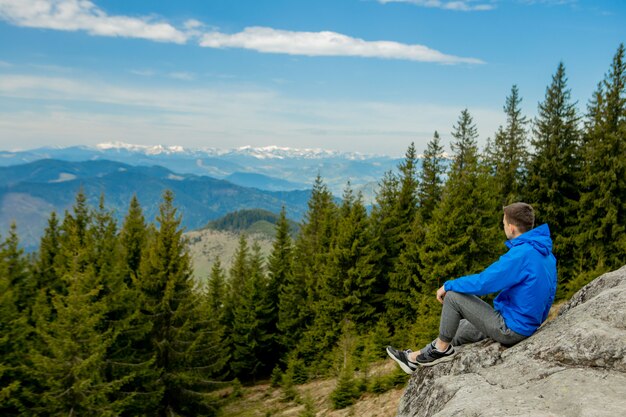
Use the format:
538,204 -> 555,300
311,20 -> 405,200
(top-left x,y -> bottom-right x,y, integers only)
397,266 -> 626,417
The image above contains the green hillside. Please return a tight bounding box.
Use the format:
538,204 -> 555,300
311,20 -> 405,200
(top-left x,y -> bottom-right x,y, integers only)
204,208 -> 300,238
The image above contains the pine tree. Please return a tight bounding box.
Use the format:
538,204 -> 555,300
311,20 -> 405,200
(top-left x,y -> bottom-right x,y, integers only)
526,62 -> 582,297
138,190 -> 224,416
290,176 -> 337,361
418,110 -> 501,342
305,185 -> 378,361
29,263 -> 126,416
577,44 -> 626,282
1,223 -> 33,314
418,132 -> 446,223
368,171 -> 399,316
206,258 -> 226,320
333,187 -> 378,326
488,85 -> 529,204
396,142 -> 419,229
33,211 -> 62,299
119,194 -> 147,283
0,229 -> 32,414
267,207 -> 293,356
229,240 -> 273,380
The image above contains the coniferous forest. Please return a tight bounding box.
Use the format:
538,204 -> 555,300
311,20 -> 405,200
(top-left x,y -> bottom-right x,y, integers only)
1,45 -> 625,416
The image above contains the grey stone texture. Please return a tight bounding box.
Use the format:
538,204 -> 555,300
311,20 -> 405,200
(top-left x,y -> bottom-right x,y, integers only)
397,265 -> 626,417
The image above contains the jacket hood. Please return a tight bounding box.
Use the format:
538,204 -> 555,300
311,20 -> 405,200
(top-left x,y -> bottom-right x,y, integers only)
505,223 -> 553,255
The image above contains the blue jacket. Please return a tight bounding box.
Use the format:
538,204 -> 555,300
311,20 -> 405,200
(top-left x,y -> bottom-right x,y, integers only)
443,224 -> 557,337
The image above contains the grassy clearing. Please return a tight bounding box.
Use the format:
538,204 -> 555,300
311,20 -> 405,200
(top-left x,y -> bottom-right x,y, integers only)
220,360 -> 406,417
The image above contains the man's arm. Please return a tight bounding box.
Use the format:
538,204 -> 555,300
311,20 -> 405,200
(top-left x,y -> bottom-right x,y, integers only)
443,249 -> 526,296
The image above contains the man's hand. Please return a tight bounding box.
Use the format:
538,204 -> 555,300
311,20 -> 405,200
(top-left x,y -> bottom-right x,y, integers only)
436,285 -> 447,304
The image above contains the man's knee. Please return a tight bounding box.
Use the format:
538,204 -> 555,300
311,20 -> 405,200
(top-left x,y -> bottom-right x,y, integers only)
444,290 -> 462,305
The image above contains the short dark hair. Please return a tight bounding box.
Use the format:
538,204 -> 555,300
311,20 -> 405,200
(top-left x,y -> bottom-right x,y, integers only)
503,202 -> 534,233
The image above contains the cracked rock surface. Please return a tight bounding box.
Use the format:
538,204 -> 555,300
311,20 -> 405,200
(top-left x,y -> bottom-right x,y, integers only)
397,266 -> 626,417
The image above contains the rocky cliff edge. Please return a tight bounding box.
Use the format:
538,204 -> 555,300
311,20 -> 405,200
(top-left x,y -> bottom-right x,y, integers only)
397,265 -> 626,417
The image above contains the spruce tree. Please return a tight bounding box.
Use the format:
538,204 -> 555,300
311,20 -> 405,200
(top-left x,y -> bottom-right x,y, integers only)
418,132 -> 446,223
33,211 -> 62,299
206,258 -> 226,320
138,190 -> 224,416
577,44 -> 626,282
290,176 -> 337,360
418,110 -> 501,344
488,85 -> 529,204
267,207 -> 294,356
29,262 -> 125,416
526,62 -> 582,296
0,229 -> 32,415
119,194 -> 147,283
229,240 -> 273,380
368,171 -> 399,316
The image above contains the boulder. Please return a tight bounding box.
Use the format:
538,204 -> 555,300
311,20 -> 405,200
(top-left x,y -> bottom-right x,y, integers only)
397,265 -> 626,417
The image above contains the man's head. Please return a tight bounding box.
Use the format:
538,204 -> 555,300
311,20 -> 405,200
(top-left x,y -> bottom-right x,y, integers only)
503,202 -> 534,239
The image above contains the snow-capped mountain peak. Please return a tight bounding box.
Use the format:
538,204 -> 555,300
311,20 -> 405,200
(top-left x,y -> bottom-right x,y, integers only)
96,141 -> 188,155
94,142 -> 379,160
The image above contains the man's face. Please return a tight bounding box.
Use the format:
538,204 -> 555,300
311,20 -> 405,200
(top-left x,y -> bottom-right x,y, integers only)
503,215 -> 515,240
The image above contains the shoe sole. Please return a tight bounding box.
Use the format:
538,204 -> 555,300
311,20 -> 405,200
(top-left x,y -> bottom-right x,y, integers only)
386,347 -> 415,375
416,351 -> 457,367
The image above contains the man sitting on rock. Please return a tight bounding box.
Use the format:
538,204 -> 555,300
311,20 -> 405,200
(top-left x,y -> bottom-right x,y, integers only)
387,202 -> 557,372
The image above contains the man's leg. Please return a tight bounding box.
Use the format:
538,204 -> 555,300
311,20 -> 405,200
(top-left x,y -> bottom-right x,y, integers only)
451,319 -> 487,346
438,291 -> 526,348
414,320 -> 485,356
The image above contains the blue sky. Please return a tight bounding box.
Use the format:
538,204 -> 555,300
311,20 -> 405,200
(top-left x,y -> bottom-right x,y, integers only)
0,0 -> 624,156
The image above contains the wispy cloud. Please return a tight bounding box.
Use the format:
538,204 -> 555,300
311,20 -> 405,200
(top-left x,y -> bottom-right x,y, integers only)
129,69 -> 156,77
199,27 -> 484,64
378,0 -> 496,11
168,72 -> 195,81
0,0 -> 188,43
0,1 -> 483,64
0,74 -> 502,155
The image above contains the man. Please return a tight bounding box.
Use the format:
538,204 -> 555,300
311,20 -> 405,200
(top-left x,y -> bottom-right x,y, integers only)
387,202 -> 557,373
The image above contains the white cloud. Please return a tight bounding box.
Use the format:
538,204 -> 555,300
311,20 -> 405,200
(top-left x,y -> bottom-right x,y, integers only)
129,69 -> 155,77
0,1 -> 483,64
0,0 -> 188,43
199,27 -> 484,64
0,60 -> 12,67
379,0 -> 495,11
0,74 -> 502,155
168,72 -> 195,81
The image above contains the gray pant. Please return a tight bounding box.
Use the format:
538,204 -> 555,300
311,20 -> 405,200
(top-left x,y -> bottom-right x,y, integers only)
438,291 -> 527,347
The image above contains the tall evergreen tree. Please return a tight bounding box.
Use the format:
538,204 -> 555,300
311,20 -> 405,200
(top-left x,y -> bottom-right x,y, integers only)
290,176 -> 337,354
374,143 -> 421,325
417,110 -> 501,345
29,262 -> 126,416
33,212 -> 62,299
488,85 -> 529,204
0,229 -> 32,415
312,184 -> 377,350
138,190 -> 224,416
368,171 -> 399,316
526,62 -> 582,296
206,258 -> 227,320
267,207 -> 294,356
418,131 -> 446,223
396,142 -> 419,229
228,240 -> 273,380
119,194 -> 147,283
577,44 -> 626,282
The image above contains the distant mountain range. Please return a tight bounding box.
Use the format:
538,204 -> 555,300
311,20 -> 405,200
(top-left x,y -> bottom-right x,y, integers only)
0,142 -> 405,196
0,159 -> 310,250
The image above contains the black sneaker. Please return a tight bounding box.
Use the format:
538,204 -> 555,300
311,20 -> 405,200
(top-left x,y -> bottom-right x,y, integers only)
415,343 -> 456,367
386,346 -> 418,374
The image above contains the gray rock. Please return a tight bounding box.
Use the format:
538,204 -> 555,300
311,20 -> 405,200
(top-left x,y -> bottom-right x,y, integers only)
397,265 -> 626,417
